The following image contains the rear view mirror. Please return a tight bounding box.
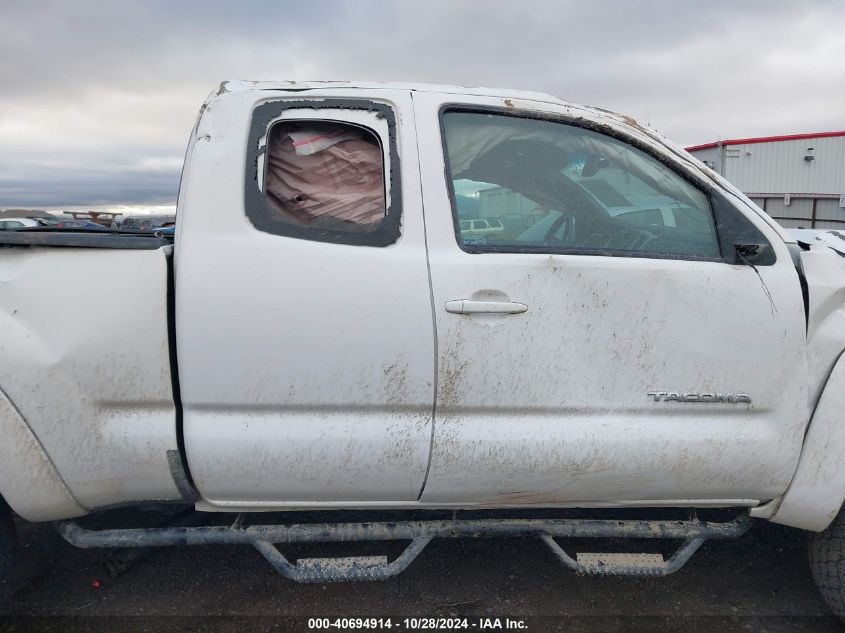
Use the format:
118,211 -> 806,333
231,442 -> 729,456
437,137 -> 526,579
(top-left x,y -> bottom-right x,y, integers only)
581,155 -> 609,177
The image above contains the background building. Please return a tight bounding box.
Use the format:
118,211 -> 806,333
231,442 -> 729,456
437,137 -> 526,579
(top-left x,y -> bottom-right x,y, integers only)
686,131 -> 845,229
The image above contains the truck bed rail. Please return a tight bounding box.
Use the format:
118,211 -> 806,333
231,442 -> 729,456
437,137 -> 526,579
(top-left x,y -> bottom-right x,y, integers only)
0,229 -> 171,249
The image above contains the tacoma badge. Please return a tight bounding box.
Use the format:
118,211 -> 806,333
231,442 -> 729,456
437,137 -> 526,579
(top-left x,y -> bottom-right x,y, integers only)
647,391 -> 751,404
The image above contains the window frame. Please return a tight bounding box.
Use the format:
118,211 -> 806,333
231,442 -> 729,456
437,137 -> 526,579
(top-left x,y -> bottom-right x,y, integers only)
438,105 -> 774,264
245,99 -> 402,247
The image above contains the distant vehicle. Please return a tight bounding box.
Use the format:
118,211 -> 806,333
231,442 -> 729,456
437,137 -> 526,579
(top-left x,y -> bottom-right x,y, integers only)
458,217 -> 505,239
119,215 -> 176,230
0,218 -> 40,230
37,217 -> 105,229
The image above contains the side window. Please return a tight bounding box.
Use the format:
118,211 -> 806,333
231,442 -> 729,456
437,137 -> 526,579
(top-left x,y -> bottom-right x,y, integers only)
265,121 -> 384,225
245,101 -> 401,247
442,110 -> 721,260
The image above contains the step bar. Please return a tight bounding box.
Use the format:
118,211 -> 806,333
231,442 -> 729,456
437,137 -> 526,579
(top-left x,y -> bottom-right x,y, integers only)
58,513 -> 752,583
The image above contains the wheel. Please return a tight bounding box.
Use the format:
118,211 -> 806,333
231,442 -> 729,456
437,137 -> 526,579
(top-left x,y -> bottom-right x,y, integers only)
0,509 -> 15,603
810,510 -> 845,619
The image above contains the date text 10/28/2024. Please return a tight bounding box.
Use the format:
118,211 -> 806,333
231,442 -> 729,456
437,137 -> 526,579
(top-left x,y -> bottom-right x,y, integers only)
308,618 -> 528,630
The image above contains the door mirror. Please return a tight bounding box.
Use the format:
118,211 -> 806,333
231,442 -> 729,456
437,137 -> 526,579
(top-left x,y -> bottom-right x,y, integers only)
734,242 -> 769,265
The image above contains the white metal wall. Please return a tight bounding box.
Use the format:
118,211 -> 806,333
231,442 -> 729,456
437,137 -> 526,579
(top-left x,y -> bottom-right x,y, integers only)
689,135 -> 845,229
712,136 -> 844,194
689,147 -> 719,171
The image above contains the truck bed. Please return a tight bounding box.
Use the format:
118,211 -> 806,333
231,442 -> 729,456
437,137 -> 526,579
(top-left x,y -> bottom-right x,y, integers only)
0,233 -> 183,520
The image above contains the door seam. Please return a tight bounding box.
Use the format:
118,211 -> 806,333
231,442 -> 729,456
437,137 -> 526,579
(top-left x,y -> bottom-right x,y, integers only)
410,90 -> 439,501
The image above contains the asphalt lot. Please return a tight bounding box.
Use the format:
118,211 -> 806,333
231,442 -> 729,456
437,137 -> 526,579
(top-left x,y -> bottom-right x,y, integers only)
0,509 -> 841,632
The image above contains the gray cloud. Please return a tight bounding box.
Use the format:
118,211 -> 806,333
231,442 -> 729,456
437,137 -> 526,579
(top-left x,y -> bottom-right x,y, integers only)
1,0 -> 843,208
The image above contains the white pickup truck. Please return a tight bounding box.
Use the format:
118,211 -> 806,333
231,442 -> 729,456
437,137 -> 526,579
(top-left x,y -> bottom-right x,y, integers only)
2,81 -> 845,614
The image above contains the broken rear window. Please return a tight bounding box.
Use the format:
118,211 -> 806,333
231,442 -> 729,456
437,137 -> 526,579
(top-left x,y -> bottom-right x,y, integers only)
265,121 -> 385,226
244,100 -> 402,247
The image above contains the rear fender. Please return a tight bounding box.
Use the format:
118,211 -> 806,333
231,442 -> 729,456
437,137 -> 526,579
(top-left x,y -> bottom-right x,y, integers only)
0,387 -> 87,522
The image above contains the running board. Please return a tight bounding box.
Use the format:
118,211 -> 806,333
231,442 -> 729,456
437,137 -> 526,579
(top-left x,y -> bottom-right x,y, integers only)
254,538 -> 432,582
58,514 -> 751,583
542,534 -> 706,576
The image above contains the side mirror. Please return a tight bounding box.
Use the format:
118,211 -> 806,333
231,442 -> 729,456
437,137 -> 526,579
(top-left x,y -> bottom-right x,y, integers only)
733,242 -> 766,265
735,243 -> 760,258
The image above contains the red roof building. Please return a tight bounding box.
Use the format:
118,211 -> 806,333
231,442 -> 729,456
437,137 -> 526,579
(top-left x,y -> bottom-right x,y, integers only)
686,132 -> 845,229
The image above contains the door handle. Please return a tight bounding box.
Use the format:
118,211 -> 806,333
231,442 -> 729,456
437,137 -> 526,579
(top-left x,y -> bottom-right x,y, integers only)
444,300 -> 528,315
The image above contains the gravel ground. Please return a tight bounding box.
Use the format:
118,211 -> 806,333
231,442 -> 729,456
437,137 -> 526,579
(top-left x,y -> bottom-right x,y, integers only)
0,509 -> 841,632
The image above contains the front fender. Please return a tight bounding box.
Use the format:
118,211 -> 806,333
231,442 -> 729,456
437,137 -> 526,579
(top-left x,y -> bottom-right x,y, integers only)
770,351 -> 845,531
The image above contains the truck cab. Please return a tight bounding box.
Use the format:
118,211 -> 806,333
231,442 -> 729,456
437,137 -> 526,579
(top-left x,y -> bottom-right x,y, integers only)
2,81 -> 845,601
175,82 -> 809,512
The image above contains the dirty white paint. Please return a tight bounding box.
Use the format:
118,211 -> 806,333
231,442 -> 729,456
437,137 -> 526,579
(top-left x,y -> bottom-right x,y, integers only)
771,351 -> 845,531
176,88 -> 436,503
0,387 -> 86,521
767,246 -> 845,531
181,83 -> 817,512
5,81 -> 845,524
412,90 -> 809,507
0,247 -> 180,514
788,229 -> 845,256
801,247 -> 845,408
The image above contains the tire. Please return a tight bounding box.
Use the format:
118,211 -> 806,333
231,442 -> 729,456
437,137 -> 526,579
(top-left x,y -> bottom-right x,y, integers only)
0,509 -> 15,603
810,510 -> 845,619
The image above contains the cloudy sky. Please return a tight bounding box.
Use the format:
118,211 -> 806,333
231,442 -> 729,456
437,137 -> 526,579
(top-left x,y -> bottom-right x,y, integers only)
1,0 -> 843,212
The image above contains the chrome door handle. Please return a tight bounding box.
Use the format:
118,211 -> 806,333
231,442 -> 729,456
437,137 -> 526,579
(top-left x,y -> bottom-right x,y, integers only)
444,300 -> 528,315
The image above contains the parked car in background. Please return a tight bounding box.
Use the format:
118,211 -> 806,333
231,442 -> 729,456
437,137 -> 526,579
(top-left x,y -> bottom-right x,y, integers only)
117,215 -> 176,230
0,218 -> 40,230
458,217 -> 506,240
37,217 -> 106,230
0,217 -> 106,230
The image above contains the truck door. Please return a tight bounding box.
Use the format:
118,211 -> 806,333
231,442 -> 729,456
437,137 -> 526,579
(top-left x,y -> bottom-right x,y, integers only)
177,89 -> 435,505
413,92 -> 808,507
